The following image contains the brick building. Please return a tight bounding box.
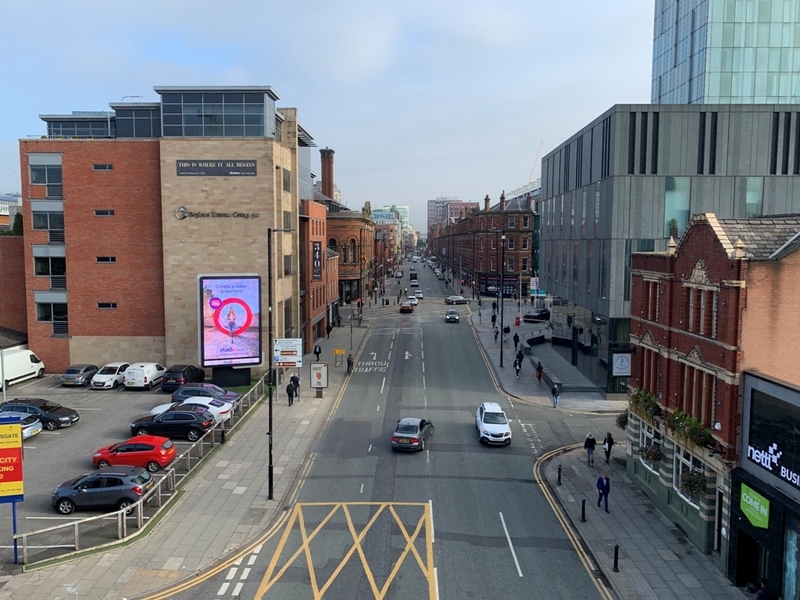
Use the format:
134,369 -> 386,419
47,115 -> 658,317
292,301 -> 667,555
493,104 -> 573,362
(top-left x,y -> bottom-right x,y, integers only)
628,212 -> 800,582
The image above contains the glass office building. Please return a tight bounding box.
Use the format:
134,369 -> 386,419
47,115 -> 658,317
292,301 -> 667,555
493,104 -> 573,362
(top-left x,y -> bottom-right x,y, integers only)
652,0 -> 800,104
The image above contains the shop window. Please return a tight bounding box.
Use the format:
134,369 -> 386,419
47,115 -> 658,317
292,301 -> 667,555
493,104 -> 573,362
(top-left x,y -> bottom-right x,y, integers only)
673,445 -> 704,507
639,422 -> 662,473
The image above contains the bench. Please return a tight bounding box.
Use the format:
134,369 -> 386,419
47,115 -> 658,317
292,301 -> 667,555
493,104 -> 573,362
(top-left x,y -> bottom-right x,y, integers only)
528,354 -> 561,390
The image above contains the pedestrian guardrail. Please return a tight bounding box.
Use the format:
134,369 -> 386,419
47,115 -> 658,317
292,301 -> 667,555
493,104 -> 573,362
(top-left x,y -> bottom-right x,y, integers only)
12,376 -> 267,567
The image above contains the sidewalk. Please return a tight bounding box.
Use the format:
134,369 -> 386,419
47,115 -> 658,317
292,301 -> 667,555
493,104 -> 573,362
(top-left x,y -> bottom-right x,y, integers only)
0,318 -> 370,600
471,310 -> 746,600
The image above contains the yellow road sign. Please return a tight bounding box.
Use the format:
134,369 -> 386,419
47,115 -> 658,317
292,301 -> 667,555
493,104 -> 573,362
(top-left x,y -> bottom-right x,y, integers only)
333,348 -> 346,355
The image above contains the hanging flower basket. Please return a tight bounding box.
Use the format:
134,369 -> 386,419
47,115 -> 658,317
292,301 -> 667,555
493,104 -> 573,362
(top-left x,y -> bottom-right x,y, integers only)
680,470 -> 706,496
641,445 -> 664,462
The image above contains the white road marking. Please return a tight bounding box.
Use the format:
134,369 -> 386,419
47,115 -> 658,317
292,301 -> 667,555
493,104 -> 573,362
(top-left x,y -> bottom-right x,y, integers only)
429,499 -> 435,543
371,352 -> 377,360
426,450 -> 430,466
247,554 -> 257,566
240,567 -> 250,579
421,350 -> 424,359
226,567 -> 238,580
376,405 -> 380,412
217,582 -> 230,595
422,363 -> 425,373
232,582 -> 243,596
434,567 -> 440,600
368,444 -> 372,453
253,544 -> 262,553
39,432 -> 60,435
360,483 -> 364,494
380,377 -> 385,394
422,376 -> 426,390
424,395 -> 427,408
499,512 -> 523,577
404,351 -> 411,360
388,351 -> 392,360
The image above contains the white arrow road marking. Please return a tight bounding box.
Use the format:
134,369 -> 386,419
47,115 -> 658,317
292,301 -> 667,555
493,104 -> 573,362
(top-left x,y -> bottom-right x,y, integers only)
404,351 -> 411,360
371,352 -> 377,360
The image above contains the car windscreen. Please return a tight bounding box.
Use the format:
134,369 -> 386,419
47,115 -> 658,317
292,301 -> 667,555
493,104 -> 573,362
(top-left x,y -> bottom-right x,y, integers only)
42,402 -> 62,412
64,368 -> 82,374
20,415 -> 37,426
396,425 -> 418,434
132,472 -> 152,485
98,366 -> 118,375
208,399 -> 226,408
483,413 -> 507,425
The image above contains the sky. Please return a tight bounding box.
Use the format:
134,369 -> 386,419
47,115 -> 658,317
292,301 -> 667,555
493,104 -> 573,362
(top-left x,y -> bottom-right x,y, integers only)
0,0 -> 654,232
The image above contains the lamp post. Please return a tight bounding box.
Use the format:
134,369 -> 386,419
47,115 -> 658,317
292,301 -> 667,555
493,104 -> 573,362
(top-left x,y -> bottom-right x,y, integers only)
267,226 -> 294,501
494,229 -> 506,367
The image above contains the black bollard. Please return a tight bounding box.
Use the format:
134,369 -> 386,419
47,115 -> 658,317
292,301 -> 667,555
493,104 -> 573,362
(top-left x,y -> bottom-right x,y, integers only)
220,429 -> 226,444
557,464 -> 562,485
580,499 -> 586,523
613,544 -> 620,572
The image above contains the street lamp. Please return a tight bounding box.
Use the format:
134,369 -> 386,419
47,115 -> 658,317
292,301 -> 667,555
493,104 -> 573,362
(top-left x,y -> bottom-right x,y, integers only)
494,229 -> 506,367
267,226 -> 294,501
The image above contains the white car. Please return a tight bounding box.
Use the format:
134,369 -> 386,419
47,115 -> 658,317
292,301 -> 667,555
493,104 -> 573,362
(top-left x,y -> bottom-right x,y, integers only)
91,362 -> 131,390
149,397 -> 234,424
124,362 -> 166,390
475,402 -> 512,445
407,296 -> 419,306
414,290 -> 424,299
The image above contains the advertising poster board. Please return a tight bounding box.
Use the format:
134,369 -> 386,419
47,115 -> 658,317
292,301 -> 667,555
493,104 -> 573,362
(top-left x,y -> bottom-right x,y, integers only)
0,416 -> 23,503
199,275 -> 262,367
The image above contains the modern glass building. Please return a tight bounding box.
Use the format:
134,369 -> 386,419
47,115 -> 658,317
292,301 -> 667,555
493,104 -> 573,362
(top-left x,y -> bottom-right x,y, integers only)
652,0 -> 800,104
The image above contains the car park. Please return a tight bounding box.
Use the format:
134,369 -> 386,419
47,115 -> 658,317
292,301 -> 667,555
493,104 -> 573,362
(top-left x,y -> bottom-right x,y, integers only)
445,309 -> 460,323
91,362 -> 130,390
523,308 -> 551,323
124,363 -> 166,391
475,402 -> 512,445
149,397 -> 233,424
0,411 -> 43,439
399,302 -> 414,313
0,398 -> 80,430
445,295 -> 469,305
391,417 -> 434,451
170,383 -> 241,404
160,364 -> 205,393
130,409 -> 216,441
51,466 -> 154,515
59,364 -> 99,387
415,290 -> 424,299
407,296 -> 418,306
92,435 -> 177,472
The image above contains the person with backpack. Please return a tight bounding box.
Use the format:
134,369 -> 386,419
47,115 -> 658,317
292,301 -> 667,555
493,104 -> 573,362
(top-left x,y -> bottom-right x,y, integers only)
290,373 -> 300,401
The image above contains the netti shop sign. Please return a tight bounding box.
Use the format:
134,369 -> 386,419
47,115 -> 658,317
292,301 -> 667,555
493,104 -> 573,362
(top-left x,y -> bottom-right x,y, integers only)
176,160 -> 257,176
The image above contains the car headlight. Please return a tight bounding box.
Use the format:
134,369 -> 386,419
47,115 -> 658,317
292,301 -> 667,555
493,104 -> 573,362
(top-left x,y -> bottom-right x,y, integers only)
481,427 -> 489,435
505,430 -> 511,436
58,416 -> 70,421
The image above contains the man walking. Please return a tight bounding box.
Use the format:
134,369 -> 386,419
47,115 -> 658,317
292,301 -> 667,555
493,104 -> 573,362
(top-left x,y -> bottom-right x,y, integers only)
535,361 -> 544,383
513,358 -> 521,379
314,343 -> 322,362
347,353 -> 354,375
326,323 -> 332,339
290,373 -> 300,401
551,384 -> 560,408
286,382 -> 295,406
513,332 -> 520,351
584,433 -> 597,466
597,472 -> 611,513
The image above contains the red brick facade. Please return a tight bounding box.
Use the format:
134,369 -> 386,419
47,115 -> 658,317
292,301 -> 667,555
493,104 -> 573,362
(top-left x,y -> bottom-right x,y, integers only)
300,199 -> 336,353
327,207 -> 375,305
0,236 -> 26,334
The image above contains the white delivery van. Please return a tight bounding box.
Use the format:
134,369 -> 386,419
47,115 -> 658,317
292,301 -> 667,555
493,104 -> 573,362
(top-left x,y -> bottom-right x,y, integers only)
124,363 -> 166,390
0,349 -> 45,388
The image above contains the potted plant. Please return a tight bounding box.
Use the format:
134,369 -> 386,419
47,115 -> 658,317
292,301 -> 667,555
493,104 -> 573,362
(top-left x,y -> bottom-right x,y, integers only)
680,469 -> 706,497
616,410 -> 628,431
641,444 -> 664,462
667,218 -> 678,239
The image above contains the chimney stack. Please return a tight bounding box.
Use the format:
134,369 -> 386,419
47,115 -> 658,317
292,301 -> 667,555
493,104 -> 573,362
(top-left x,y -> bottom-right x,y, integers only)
499,190 -> 506,212
525,192 -> 532,209
320,147 -> 335,199
484,194 -> 490,211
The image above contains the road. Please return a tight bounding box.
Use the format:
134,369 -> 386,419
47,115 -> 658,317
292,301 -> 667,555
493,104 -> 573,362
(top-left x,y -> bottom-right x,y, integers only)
166,263 -> 614,599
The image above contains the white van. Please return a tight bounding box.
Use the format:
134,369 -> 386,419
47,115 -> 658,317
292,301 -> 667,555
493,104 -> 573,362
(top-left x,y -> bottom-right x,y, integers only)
124,363 -> 166,391
0,349 -> 45,388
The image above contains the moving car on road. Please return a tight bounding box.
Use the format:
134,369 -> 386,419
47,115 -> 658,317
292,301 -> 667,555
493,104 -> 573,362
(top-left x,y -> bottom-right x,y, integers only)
391,417 -> 434,451
407,296 -> 418,306
475,401 -> 512,445
415,290 -> 424,299
91,362 -> 130,390
59,364 -> 99,387
445,309 -> 460,323
399,302 -> 414,313
445,295 -> 469,305
93,435 -> 177,472
523,308 -> 551,323
51,466 -> 154,515
0,398 -> 80,430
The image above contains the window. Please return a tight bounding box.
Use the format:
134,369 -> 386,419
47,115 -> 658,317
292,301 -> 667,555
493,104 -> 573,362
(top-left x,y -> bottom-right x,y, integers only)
507,257 -> 515,271
34,257 -> 66,276
97,302 -> 117,309
673,445 -> 704,506
479,238 -> 484,250
508,216 -> 515,228
36,302 -> 68,336
349,240 -> 356,264
507,237 -> 515,250
490,259 -> 496,272
283,255 -> 292,276
94,209 -> 115,217
30,165 -> 62,198
639,422 -> 662,472
686,287 -> 717,337
96,256 -> 116,263
645,280 -> 659,321
92,164 -> 113,171
490,238 -> 496,250
664,176 -> 690,237
521,258 -> 528,271
283,210 -> 292,229
282,168 -> 291,192
523,216 -> 530,228
745,177 -> 763,217
679,363 -> 715,427
32,212 -> 64,230
522,237 -> 529,250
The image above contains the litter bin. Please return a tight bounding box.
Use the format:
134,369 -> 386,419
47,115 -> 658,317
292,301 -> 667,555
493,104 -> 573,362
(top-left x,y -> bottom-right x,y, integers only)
523,345 -> 533,356
515,316 -> 520,327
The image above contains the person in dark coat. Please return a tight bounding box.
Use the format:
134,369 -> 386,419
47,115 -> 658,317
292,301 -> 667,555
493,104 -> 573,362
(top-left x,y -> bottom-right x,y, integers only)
602,432 -> 615,463
584,433 -> 597,466
314,343 -> 322,362
513,358 -> 521,378
326,323 -> 332,338
515,349 -> 524,364
596,472 -> 611,512
512,332 -> 520,351
536,361 -> 544,383
286,383 -> 295,406
290,373 -> 300,400
551,384 -> 560,408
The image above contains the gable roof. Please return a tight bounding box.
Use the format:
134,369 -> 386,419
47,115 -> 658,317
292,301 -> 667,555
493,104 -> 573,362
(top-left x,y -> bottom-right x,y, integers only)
710,214 -> 800,260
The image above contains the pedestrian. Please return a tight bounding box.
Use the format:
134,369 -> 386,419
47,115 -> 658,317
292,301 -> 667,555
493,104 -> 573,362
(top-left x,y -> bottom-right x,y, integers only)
336,314 -> 342,327
503,325 -> 510,343
513,332 -> 520,351
551,384 -> 560,408
286,382 -> 295,406
536,361 -> 544,383
602,431 -> 615,463
513,358 -> 521,378
755,578 -> 777,600
290,373 -> 300,400
492,301 -> 497,314
326,323 -> 332,338
584,433 -> 596,466
516,349 -> 524,363
347,353 -> 354,375
314,343 -> 322,361
596,472 -> 611,513
491,313 -> 497,327
493,327 -> 499,343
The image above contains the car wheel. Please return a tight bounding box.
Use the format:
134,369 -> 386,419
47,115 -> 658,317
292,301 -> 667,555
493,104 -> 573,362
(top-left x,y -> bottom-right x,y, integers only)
187,428 -> 201,442
56,498 -> 75,515
97,460 -> 111,469
147,381 -> 153,390
37,369 -> 44,378
505,439 -> 512,446
135,428 -> 149,436
479,436 -> 487,445
429,425 -> 434,435
146,461 -> 160,473
118,499 -> 134,515
44,420 -> 58,431
112,380 -> 119,389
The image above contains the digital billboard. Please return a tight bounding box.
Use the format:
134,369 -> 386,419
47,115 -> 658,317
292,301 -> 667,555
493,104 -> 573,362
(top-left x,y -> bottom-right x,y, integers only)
199,275 -> 262,367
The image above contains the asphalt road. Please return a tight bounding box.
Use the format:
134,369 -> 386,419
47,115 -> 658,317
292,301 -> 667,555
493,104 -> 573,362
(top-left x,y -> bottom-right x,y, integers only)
169,264 -> 613,600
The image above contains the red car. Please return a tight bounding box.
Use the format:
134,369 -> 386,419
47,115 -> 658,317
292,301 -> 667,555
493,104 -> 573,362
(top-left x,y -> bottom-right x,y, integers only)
399,302 -> 414,313
93,435 -> 177,472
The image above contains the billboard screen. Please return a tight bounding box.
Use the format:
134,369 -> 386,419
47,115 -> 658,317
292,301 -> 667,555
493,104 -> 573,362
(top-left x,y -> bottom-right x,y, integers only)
199,275 -> 262,367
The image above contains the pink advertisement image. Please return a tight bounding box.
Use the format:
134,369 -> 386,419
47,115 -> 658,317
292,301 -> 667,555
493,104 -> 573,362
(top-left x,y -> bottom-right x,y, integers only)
199,275 -> 262,367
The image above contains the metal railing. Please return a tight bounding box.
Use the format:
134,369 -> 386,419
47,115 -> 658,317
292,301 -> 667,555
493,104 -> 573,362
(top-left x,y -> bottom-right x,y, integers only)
12,376 -> 267,566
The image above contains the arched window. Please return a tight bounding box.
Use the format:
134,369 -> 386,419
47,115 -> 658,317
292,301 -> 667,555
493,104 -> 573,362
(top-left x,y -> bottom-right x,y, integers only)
328,238 -> 338,249
349,239 -> 356,264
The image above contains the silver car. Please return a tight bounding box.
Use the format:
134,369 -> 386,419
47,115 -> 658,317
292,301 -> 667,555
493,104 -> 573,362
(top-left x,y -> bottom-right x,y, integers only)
0,411 -> 43,440
391,417 -> 434,452
60,364 -> 99,387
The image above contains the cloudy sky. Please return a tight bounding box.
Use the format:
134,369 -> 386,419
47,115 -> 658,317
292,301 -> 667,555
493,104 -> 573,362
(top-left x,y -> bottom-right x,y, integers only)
0,0 -> 654,231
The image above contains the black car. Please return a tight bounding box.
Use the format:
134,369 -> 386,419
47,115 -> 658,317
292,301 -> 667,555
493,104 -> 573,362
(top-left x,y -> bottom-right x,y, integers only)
51,466 -> 154,515
161,364 -> 205,393
130,409 -> 216,441
0,398 -> 80,430
523,308 -> 551,323
391,417 -> 434,452
170,383 -> 242,404
445,296 -> 469,305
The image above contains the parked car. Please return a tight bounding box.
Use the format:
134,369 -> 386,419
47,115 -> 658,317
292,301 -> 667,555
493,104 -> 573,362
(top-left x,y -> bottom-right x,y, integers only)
130,409 -> 216,441
399,302 -> 414,313
414,290 -> 424,299
0,411 -> 43,440
475,401 -> 512,445
0,349 -> 45,388
170,383 -> 241,405
445,296 -> 469,305
124,363 -> 166,391
445,309 -> 460,323
160,364 -> 205,393
0,398 -> 79,430
391,417 -> 434,451
523,308 -> 551,323
91,362 -> 130,390
149,397 -> 233,424
51,466 -> 154,515
59,364 -> 99,387
93,435 -> 177,472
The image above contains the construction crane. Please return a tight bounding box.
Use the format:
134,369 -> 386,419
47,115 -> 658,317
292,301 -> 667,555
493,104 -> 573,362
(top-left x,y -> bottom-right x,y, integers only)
527,139 -> 544,184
